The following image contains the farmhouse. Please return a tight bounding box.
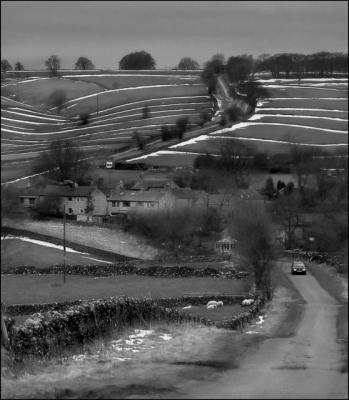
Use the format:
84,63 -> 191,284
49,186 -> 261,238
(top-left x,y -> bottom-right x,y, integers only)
19,184 -> 108,219
107,187 -> 176,215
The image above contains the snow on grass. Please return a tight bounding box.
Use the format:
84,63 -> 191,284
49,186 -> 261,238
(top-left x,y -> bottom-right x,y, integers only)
127,149 -> 222,162
1,123 -> 176,141
256,78 -> 348,83
1,235 -> 85,254
249,114 -> 348,122
88,96 -> 211,116
90,102 -> 212,121
2,123 -> 36,131
264,97 -> 347,100
206,121 -> 348,135
262,84 -> 345,91
64,84 -> 204,104
3,107 -> 67,120
62,74 -> 199,79
255,107 -> 347,113
2,117 -> 65,125
175,135 -> 348,148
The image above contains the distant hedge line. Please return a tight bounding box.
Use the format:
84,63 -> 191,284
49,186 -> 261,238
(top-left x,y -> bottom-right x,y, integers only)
4,296 -> 265,358
2,263 -> 247,279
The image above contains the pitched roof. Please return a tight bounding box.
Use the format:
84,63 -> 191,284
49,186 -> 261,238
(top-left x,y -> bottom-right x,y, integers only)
108,189 -> 166,202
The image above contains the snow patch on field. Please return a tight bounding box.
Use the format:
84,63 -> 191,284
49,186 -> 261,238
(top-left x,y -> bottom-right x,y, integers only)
1,235 -> 113,264
249,114 -> 348,122
64,84 -> 204,104
88,96 -> 210,116
255,107 -> 347,113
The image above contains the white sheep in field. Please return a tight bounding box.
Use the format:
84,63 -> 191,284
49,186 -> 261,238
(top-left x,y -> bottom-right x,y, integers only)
206,300 -> 224,309
242,298 -> 254,306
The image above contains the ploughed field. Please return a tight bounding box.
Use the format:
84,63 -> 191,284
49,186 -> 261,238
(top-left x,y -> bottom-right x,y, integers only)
1,71 -> 214,183
127,78 -> 348,167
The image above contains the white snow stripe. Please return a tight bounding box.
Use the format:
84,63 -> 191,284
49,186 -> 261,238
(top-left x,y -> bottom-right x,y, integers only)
265,97 -> 347,100
1,117 -> 64,125
64,84 -> 204,104
263,84 -> 345,91
91,102 -> 211,121
62,74 -> 199,78
1,123 -> 176,138
208,121 -> 348,135
3,109 -> 66,120
88,96 -> 210,116
255,107 -> 347,113
249,114 -> 348,122
169,134 -> 348,149
1,114 -> 197,136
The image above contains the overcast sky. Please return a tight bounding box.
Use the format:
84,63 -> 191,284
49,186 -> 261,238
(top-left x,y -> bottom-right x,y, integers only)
1,1 -> 348,70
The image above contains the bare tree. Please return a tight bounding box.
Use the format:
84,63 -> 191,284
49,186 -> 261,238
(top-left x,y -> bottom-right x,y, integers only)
229,201 -> 276,299
33,139 -> 90,183
217,138 -> 252,188
45,55 -> 61,76
272,192 -> 303,249
1,59 -> 12,74
14,61 -> 24,71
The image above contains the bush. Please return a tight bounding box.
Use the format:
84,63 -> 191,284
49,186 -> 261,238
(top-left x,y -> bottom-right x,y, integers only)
161,125 -> 171,141
175,117 -> 190,139
47,89 -> 67,113
78,113 -> 90,125
119,51 -> 156,70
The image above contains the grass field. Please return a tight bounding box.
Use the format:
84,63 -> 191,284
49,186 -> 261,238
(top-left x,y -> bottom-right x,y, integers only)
1,236 -> 113,268
1,274 -> 249,305
1,71 -> 215,184
2,77 -> 102,107
64,73 -> 201,89
135,78 -> 348,163
3,217 -> 158,259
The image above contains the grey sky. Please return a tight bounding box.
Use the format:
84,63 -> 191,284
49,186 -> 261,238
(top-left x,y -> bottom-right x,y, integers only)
1,1 -> 348,70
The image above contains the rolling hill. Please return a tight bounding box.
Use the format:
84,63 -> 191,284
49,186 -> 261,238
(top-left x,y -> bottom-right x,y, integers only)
1,71 -> 215,183
127,78 -> 348,167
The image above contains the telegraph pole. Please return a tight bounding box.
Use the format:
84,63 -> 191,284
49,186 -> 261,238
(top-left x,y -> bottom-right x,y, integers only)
96,94 -> 99,117
63,204 -> 66,284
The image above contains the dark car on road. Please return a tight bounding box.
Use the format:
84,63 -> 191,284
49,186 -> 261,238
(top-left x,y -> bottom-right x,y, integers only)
291,260 -> 307,275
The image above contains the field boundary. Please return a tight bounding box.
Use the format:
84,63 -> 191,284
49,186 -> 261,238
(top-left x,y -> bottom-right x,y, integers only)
4,295 -> 265,359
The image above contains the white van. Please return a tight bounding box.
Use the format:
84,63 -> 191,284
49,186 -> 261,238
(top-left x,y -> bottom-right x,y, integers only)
105,161 -> 113,169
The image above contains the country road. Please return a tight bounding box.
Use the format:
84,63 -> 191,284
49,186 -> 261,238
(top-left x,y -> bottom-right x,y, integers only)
185,261 -> 348,399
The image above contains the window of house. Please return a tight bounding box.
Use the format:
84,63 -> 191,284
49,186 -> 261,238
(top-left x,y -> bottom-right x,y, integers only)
68,208 -> 73,214
68,197 -> 72,201
80,209 -> 84,214
123,201 -> 130,207
20,198 -> 24,204
29,198 -> 35,205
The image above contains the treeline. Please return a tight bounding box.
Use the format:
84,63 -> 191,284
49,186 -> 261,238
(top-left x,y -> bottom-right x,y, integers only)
200,52 -> 347,94
254,52 -> 348,78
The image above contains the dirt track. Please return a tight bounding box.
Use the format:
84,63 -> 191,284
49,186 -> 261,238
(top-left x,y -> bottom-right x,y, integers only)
185,261 -> 348,399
